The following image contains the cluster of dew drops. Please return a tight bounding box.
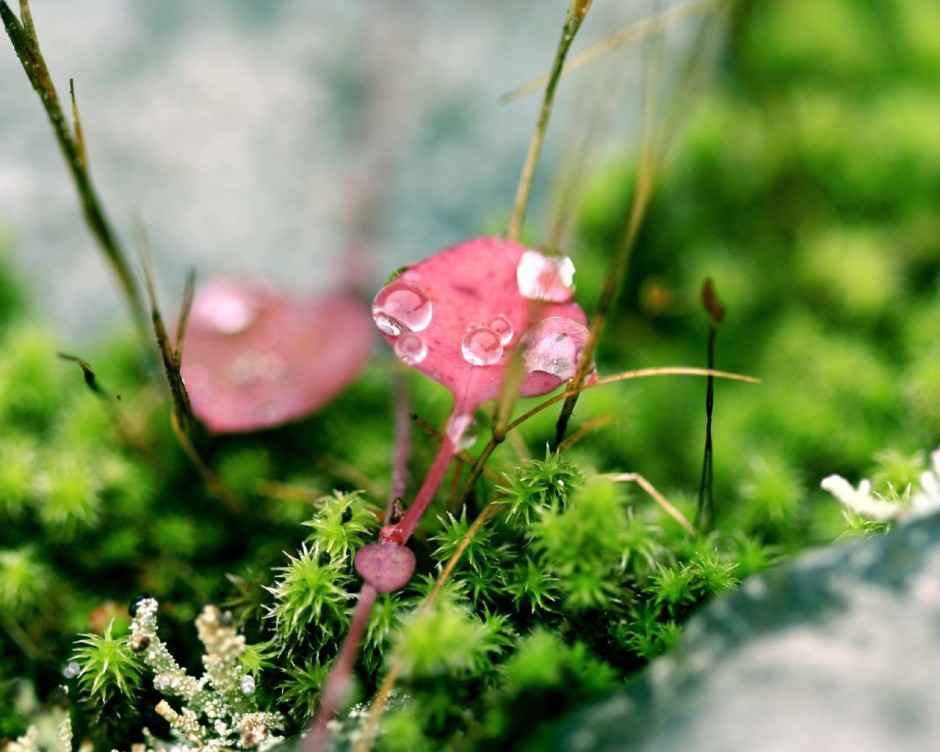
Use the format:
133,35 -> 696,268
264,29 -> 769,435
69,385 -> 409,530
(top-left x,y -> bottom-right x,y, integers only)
372,248 -> 587,378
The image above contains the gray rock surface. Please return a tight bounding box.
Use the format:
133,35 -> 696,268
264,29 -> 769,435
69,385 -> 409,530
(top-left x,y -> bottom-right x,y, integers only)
553,514 -> 940,752
0,0 -> 684,342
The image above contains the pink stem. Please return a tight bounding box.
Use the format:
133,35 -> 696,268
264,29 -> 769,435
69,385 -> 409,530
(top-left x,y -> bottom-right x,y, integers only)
392,388 -> 474,542
386,373 -> 411,524
304,584 -> 378,752
394,430 -> 458,542
306,399 -> 468,749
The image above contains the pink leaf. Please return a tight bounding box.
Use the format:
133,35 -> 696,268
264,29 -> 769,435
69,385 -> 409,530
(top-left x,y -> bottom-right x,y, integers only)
372,236 -> 589,417
354,237 -> 593,583
181,279 -> 374,434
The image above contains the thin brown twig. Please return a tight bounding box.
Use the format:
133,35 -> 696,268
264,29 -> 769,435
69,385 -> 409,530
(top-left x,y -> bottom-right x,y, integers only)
136,221 -> 244,513
553,8 -> 666,448
521,365 -> 757,436
507,0 -> 594,241
554,2 -> 729,447
556,412 -> 616,453
68,79 -> 87,170
174,269 -> 196,370
598,471 -> 696,535
136,220 -> 197,430
502,0 -> 716,102
169,411 -> 243,514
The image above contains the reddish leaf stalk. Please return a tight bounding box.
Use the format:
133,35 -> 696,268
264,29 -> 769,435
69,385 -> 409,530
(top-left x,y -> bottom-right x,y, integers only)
386,371 -> 411,524
304,585 -> 378,752
391,428 -> 460,543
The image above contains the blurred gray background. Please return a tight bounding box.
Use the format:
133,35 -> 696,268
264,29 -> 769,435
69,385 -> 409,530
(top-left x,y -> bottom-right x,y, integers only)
0,1 -> 699,342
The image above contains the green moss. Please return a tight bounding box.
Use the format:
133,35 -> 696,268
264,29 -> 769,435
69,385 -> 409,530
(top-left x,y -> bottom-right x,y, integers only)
0,546 -> 53,618
3,0 -> 938,746
393,593 -> 496,680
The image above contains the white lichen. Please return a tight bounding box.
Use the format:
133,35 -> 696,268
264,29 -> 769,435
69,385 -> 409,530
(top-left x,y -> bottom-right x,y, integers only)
126,598 -> 284,752
821,444 -> 940,523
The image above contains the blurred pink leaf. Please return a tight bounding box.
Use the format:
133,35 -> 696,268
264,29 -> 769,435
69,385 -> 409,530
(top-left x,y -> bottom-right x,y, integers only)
180,279 -> 374,433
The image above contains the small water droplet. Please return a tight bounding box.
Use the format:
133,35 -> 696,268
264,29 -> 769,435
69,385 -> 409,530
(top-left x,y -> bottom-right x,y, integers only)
372,281 -> 432,336
394,334 -> 427,365
446,413 -> 477,450
461,326 -> 503,366
488,314 -> 514,345
519,317 -> 591,381
193,284 -> 259,334
516,250 -> 576,302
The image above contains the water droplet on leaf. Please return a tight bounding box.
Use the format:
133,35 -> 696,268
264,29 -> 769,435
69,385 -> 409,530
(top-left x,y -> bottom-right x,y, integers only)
488,314 -> 514,345
519,316 -> 591,381
394,334 -> 427,365
461,326 -> 503,366
516,250 -> 576,302
371,237 -> 588,410
372,281 -> 432,336
191,281 -> 260,334
354,542 -> 416,593
446,412 -> 477,450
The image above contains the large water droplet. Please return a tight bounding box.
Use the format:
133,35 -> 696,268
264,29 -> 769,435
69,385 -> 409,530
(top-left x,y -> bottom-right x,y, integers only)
394,334 -> 427,365
193,284 -> 259,334
446,412 -> 477,450
488,314 -> 514,345
516,250 -> 576,302
519,317 -> 591,381
461,326 -> 503,366
372,281 -> 432,336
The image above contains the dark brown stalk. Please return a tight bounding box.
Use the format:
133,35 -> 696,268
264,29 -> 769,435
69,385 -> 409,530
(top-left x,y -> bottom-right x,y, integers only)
137,222 -> 244,514
696,278 -> 726,531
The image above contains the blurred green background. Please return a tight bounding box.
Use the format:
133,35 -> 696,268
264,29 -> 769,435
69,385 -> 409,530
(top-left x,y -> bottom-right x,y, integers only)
569,0 -> 940,548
